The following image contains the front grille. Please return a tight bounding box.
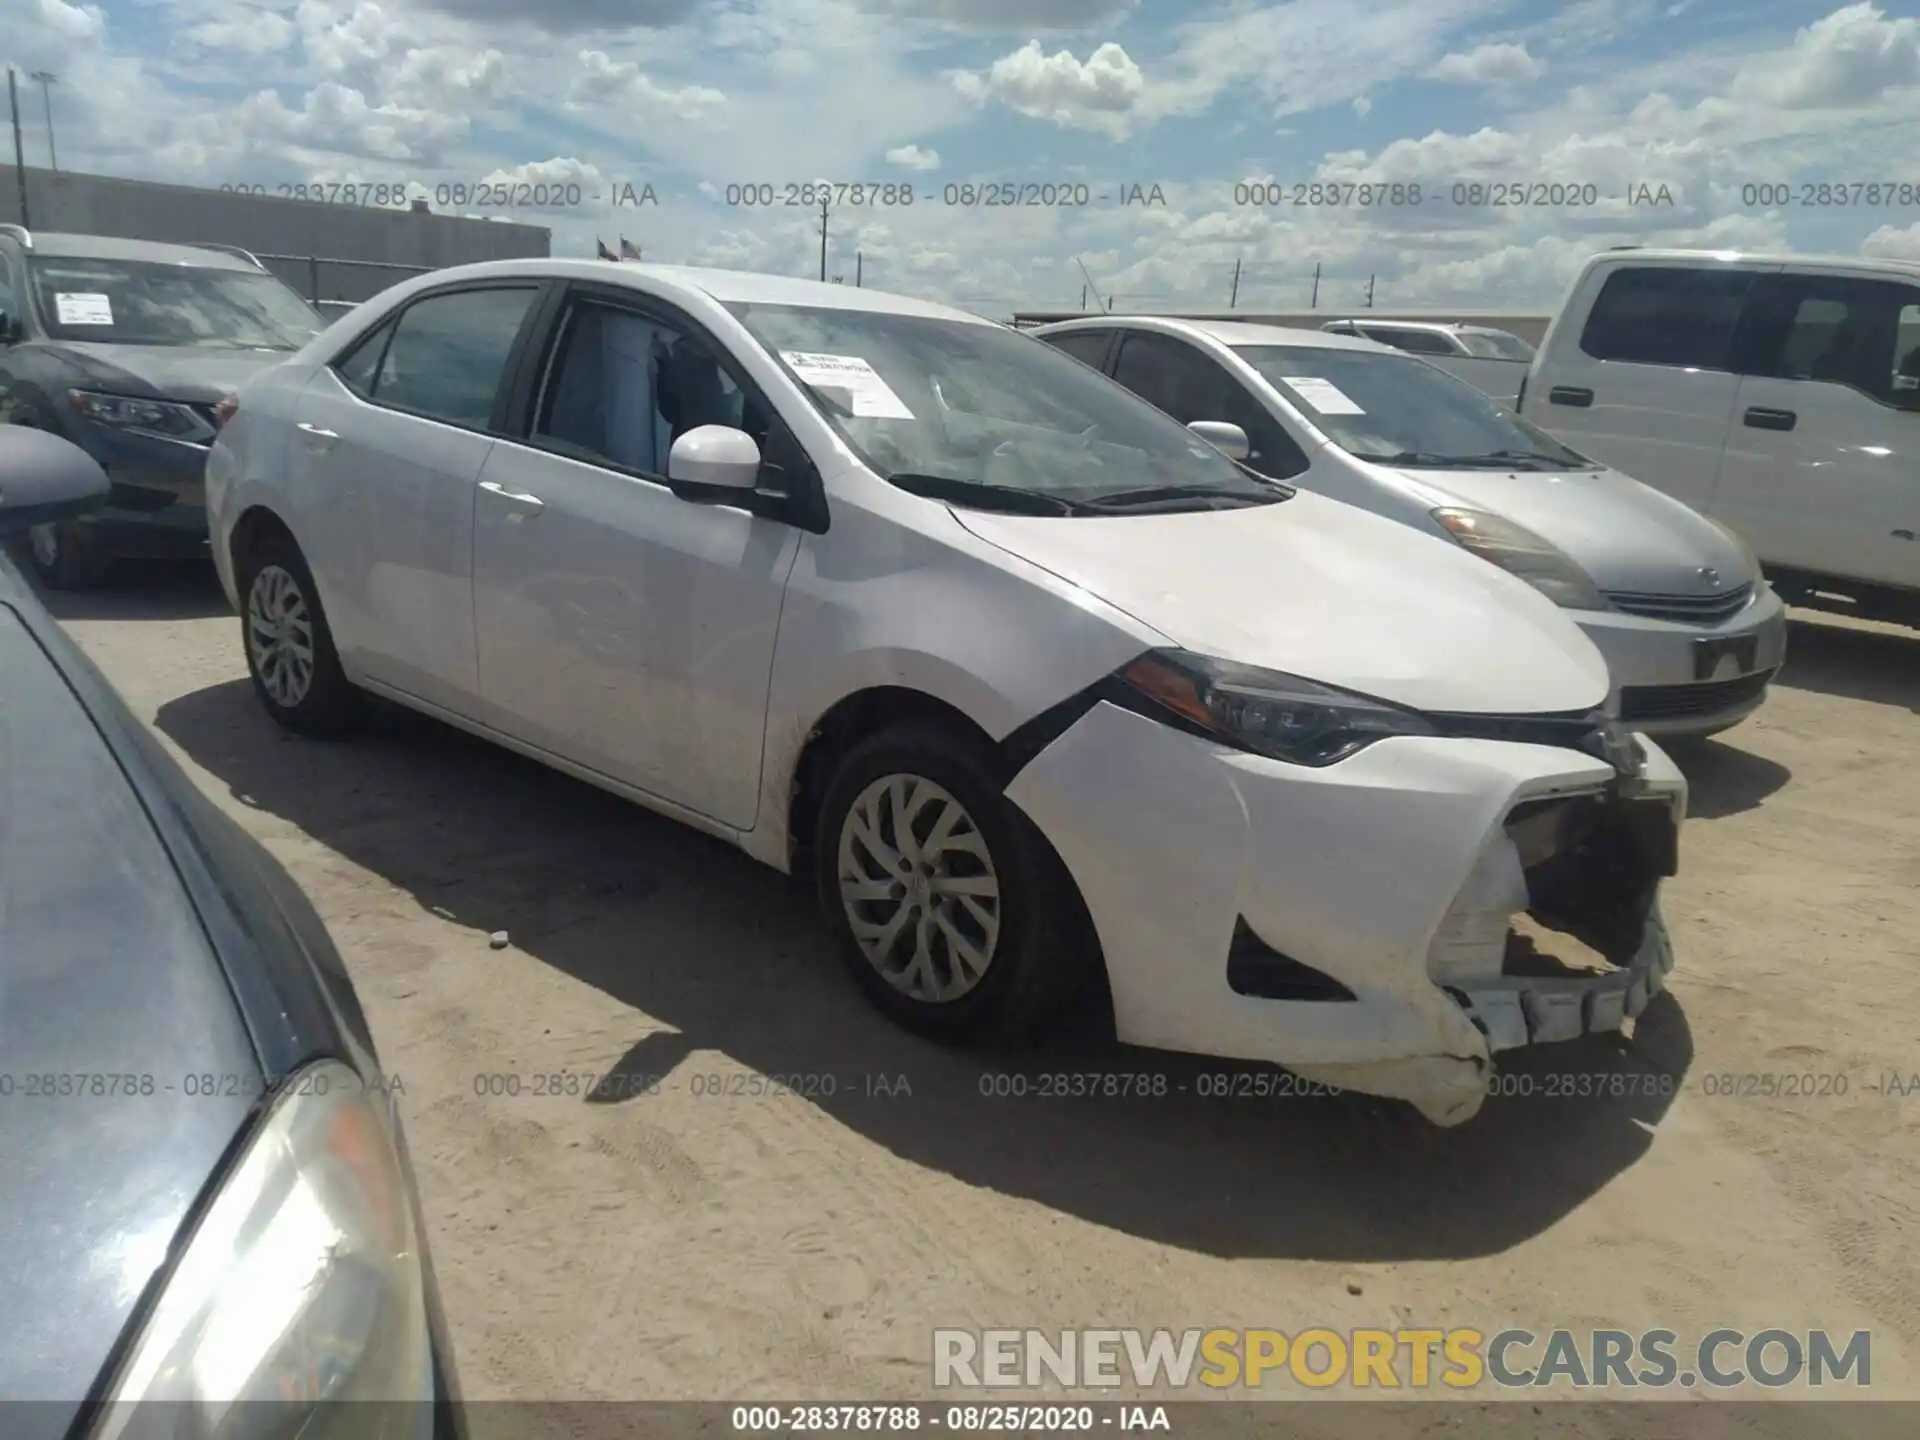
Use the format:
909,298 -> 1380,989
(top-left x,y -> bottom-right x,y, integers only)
1603,583 -> 1753,625
1618,669 -> 1773,722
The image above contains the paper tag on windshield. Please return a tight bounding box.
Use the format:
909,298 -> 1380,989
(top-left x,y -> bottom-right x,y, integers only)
781,351 -> 914,419
1281,376 -> 1363,414
55,292 -> 114,325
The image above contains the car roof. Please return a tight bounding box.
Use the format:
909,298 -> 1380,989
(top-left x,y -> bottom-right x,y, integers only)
1038,313 -> 1388,353
9,230 -> 263,270
1590,247 -> 1920,279
396,256 -> 998,326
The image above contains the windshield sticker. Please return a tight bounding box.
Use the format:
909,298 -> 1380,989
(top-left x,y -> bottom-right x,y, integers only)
1280,376 -> 1364,415
781,351 -> 915,419
54,292 -> 115,325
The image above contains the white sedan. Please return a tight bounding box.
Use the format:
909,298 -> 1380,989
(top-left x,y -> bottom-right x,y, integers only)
205,258 -> 1687,1126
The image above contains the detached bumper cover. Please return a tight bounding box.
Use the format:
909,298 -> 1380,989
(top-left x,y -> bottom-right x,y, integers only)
1004,702 -> 1686,1125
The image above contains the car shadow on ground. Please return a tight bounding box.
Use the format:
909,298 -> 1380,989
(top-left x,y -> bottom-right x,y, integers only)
1662,739 -> 1791,820
1774,612 -> 1919,712
157,680 -> 1695,1263
16,553 -> 231,622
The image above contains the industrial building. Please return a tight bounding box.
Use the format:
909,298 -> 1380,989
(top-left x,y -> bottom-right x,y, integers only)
1,164 -> 549,311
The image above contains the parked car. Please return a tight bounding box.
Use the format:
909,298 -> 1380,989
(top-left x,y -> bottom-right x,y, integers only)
0,426 -> 463,1436
1037,316 -> 1787,737
1518,247 -> 1920,627
1320,318 -> 1534,405
206,257 -> 1688,1126
0,225 -> 328,588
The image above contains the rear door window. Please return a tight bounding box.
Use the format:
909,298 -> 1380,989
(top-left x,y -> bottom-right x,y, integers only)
1734,273 -> 1920,409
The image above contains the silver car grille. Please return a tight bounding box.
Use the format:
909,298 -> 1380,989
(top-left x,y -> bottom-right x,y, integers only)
1602,583 -> 1753,626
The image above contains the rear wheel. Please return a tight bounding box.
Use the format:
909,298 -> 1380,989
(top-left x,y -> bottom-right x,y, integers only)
27,519 -> 111,590
814,722 -> 1097,1045
237,532 -> 366,735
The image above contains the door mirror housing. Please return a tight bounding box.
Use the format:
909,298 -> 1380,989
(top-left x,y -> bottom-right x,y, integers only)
1187,420 -> 1250,461
0,427 -> 110,534
666,424 -> 761,498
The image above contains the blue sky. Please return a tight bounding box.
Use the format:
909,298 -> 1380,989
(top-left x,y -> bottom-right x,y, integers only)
4,0 -> 1919,314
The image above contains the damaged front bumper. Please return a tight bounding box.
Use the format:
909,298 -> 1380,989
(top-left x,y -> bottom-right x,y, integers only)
1003,702 -> 1687,1126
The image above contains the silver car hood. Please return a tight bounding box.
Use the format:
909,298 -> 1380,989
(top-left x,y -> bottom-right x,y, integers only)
1386,463 -> 1756,596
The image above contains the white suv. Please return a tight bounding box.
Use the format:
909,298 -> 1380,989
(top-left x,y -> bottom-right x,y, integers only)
1519,248 -> 1920,627
205,257 -> 1688,1125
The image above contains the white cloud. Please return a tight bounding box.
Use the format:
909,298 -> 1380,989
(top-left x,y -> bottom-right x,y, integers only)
1427,41 -> 1544,83
1727,1 -> 1920,109
885,144 -> 940,170
1862,221 -> 1920,260
570,49 -> 725,118
952,40 -> 1145,137
390,45 -> 509,100
1351,95 -> 1372,117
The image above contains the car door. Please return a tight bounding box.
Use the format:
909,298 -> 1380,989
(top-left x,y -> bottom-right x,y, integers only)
470,285 -> 809,829
1713,271 -> 1920,587
1107,330 -> 1312,483
285,282 -> 543,712
1530,263 -> 1774,511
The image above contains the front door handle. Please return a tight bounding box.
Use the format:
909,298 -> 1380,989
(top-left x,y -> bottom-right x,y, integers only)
296,421 -> 339,445
478,479 -> 545,512
1743,406 -> 1796,432
1547,386 -> 1593,407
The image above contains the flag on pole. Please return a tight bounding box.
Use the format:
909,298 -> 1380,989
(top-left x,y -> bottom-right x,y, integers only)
596,239 -> 617,261
619,237 -> 642,260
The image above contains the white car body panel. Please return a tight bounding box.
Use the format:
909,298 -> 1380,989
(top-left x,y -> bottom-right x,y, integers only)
208,256 -> 1690,1126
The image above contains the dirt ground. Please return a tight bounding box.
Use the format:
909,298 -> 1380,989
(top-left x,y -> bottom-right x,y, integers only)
39,563 -> 1920,1415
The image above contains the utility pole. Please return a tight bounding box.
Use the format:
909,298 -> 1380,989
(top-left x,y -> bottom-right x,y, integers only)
855,250 -> 862,287
7,70 -> 28,228
1228,255 -> 1241,308
29,70 -> 55,170
1365,273 -> 1375,308
1310,261 -> 1321,308
818,198 -> 828,281
1080,283 -> 1087,311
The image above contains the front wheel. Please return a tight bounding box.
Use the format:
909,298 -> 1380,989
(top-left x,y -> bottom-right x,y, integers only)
237,533 -> 366,735
814,722 -> 1098,1045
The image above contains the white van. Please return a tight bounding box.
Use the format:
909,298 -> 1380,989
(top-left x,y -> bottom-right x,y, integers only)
1518,248 -> 1920,625
1322,319 -> 1533,406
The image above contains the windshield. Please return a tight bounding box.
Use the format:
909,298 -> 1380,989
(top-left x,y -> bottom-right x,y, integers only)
723,302 -> 1284,509
1455,330 -> 1536,361
1237,345 -> 1594,471
27,257 -> 326,349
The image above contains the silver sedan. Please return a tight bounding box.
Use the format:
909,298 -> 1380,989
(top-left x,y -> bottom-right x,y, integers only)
1035,316 -> 1786,738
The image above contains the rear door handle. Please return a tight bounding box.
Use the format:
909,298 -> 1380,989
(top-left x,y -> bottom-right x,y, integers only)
1743,406 -> 1796,432
478,479 -> 545,512
1547,386 -> 1593,407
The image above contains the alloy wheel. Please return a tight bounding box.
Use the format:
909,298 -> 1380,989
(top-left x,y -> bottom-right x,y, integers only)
836,774 -> 1003,1002
29,524 -> 58,570
246,564 -> 317,709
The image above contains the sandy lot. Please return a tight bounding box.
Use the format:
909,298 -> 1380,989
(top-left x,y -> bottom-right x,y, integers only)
37,562 -> 1920,1417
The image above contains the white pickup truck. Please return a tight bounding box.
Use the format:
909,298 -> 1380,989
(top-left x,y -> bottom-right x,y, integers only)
1319,319 -> 1534,406
1517,247 -> 1920,627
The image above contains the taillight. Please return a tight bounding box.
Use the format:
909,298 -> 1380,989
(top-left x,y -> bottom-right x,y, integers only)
213,394 -> 239,429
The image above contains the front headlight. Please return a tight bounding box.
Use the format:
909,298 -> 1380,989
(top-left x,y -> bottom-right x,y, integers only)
69,389 -> 213,444
92,1060 -> 434,1440
1117,650 -> 1437,766
1432,507 -> 1611,611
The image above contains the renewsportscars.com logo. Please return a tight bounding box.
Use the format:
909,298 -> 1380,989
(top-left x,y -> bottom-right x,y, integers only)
932,1328 -> 1872,1391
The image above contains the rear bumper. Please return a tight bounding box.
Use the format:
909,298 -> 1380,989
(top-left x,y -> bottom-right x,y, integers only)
1004,704 -> 1686,1126
1574,585 -> 1787,735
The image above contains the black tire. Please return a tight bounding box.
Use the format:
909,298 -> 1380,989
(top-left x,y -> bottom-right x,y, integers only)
26,518 -> 112,590
235,531 -> 366,736
813,721 -> 1099,1046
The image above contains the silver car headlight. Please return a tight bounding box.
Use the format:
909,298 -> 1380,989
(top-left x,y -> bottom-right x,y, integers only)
68,389 -> 214,445
91,1060 -> 434,1440
1432,507 -> 1611,612
1117,650 -> 1437,766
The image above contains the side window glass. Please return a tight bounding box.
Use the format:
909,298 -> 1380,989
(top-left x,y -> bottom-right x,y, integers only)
1111,334 -> 1184,414
1388,329 -> 1455,356
1579,266 -> 1757,369
332,318 -> 395,396
535,300 -> 792,488
1042,330 -> 1112,368
1896,303 -> 1920,398
1217,380 -> 1311,480
373,287 -> 538,428
0,251 -> 19,326
1358,327 -> 1410,350
1111,334 -> 1309,479
1742,277 -> 1920,408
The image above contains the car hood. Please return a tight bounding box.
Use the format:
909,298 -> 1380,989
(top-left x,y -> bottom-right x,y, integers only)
39,341 -> 290,405
1383,462 -> 1756,595
952,488 -> 1609,715
0,602 -> 260,1427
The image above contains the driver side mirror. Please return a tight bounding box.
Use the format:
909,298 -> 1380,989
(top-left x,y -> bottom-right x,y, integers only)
666,424 -> 761,500
0,427 -> 110,534
1187,420 -> 1249,461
